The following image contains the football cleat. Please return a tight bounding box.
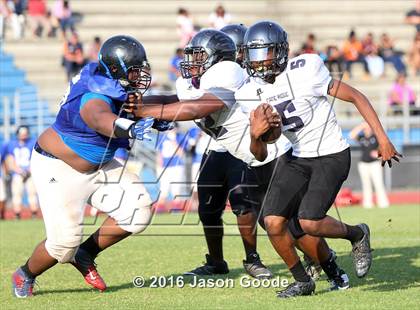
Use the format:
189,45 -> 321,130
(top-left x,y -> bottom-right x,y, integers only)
276,279 -> 315,298
328,268 -> 350,291
12,268 -> 35,298
304,249 -> 337,280
351,223 -> 372,278
243,253 -> 273,279
184,254 -> 229,276
71,248 -> 107,292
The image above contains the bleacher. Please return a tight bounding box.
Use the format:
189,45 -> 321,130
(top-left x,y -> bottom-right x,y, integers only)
1,0 -> 419,139
0,46 -> 55,144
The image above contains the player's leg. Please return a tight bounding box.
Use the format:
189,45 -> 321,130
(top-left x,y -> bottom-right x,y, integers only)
358,161 -> 373,208
229,155 -> 273,278
26,176 -> 39,217
73,159 -> 152,290
11,173 -> 24,219
185,151 -> 229,275
262,158 -> 316,298
289,217 -> 349,290
12,151 -> 93,297
297,149 -> 372,278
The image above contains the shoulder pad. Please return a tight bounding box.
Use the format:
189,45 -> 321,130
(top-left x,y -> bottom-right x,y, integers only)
84,63 -> 127,102
200,61 -> 246,91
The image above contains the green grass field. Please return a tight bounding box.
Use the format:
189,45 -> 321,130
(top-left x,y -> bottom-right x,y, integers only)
1,204 -> 419,309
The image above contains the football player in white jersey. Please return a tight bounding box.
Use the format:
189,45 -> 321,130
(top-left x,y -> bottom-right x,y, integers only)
171,28 -> 274,278
135,29 -> 348,289
238,21 -> 401,298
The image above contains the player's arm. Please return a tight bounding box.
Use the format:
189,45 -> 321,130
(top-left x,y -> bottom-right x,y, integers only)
80,98 -> 153,140
328,79 -> 402,167
80,99 -> 119,137
134,93 -> 226,121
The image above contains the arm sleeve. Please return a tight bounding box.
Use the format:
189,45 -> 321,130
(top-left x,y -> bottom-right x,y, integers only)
80,92 -> 114,111
310,55 -> 332,97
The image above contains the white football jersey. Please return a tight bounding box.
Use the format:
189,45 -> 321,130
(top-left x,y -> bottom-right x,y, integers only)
176,61 -> 286,166
175,75 -> 226,152
235,54 -> 349,158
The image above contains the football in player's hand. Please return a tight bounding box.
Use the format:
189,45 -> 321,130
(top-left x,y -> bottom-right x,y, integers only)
261,125 -> 282,144
256,104 -> 282,144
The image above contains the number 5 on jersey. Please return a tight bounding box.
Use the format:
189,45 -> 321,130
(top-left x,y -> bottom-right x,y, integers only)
274,100 -> 304,132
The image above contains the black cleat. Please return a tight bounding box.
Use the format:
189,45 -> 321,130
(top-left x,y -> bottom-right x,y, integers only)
351,223 -> 372,278
184,254 -> 229,276
276,279 -> 315,298
328,268 -> 350,291
243,253 -> 273,279
304,249 -> 337,280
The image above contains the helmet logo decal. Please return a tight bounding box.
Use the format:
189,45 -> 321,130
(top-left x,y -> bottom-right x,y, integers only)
116,49 -> 128,73
98,53 -> 113,79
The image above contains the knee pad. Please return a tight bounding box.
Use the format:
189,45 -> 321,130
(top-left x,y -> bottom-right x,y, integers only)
288,216 -> 306,240
118,205 -> 152,234
94,172 -> 153,234
45,240 -> 79,263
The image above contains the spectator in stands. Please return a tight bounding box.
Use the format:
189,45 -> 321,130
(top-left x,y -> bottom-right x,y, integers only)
362,32 -> 384,77
62,31 -> 84,80
8,0 -> 26,40
388,73 -> 418,115
5,126 -> 39,219
27,0 -> 52,38
52,0 -> 75,39
208,5 -> 231,30
405,0 -> 420,32
0,142 -> 8,220
176,7 -> 195,48
408,31 -> 420,76
342,30 -> 370,79
325,44 -> 344,73
0,0 -> 11,40
378,33 -> 407,74
300,33 -> 317,54
87,36 -> 101,62
155,126 -> 186,209
168,48 -> 183,83
350,122 -> 390,209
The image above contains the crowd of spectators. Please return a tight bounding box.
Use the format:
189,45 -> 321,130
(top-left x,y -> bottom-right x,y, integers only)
1,0 -> 78,40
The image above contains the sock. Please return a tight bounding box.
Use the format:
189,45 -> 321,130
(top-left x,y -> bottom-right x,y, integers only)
21,261 -> 36,279
320,252 -> 340,279
290,260 -> 311,282
344,224 -> 364,243
79,235 -> 102,258
245,251 -> 258,262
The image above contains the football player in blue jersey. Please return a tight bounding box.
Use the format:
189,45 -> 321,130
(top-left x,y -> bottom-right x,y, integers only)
11,35 -> 170,298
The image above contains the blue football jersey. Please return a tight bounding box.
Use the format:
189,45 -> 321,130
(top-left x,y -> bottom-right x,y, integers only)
52,62 -> 131,164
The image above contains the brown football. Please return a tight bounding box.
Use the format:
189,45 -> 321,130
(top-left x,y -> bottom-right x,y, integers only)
261,126 -> 282,144
256,104 -> 282,144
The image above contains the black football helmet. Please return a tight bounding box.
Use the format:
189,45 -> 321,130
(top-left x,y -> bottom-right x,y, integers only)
243,21 -> 289,81
220,23 -> 247,67
180,29 -> 236,80
98,35 -> 151,93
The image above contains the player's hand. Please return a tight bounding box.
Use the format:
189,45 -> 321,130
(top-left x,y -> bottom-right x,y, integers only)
377,140 -> 402,167
123,92 -> 142,113
130,117 -> 154,141
250,103 -> 272,139
152,120 -> 175,132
